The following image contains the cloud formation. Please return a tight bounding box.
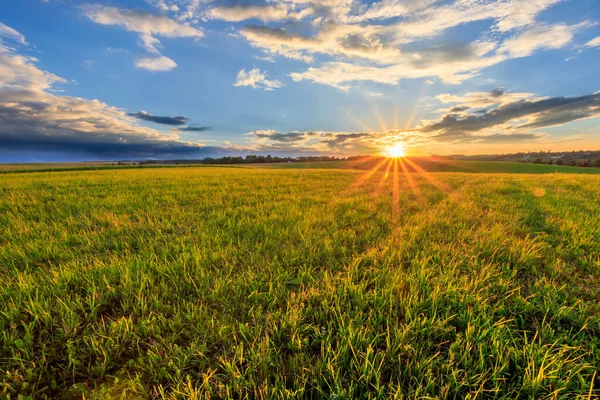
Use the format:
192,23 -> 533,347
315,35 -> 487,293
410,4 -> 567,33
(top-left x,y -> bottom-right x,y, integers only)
82,4 -> 203,71
0,28 -> 225,159
417,90 -> 600,144
234,68 -> 283,90
499,23 -> 586,57
242,88 -> 600,154
196,0 -> 589,89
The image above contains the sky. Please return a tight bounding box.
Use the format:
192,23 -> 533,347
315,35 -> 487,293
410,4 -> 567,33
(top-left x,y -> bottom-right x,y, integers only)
1,0 -> 599,162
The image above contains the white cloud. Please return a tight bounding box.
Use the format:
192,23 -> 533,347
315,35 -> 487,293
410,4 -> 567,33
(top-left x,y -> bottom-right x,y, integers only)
82,5 -> 203,39
0,23 -> 27,46
585,36 -> 600,48
0,44 -> 65,91
209,4 -> 309,22
215,0 -> 585,90
234,68 -> 283,90
289,41 -> 507,89
82,4 -> 203,72
499,24 -> 580,58
135,56 -> 178,71
435,89 -> 539,109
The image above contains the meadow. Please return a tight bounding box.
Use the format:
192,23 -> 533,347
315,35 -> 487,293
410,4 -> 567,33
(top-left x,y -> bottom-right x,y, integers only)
1,161 -> 600,399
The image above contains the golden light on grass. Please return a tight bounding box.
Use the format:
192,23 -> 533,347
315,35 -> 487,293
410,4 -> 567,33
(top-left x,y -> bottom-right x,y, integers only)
386,143 -> 407,158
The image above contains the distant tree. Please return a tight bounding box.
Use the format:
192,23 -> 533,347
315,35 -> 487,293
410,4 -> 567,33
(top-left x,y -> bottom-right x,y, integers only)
533,158 -> 544,164
576,159 -> 589,168
556,159 -> 564,166
594,158 -> 600,168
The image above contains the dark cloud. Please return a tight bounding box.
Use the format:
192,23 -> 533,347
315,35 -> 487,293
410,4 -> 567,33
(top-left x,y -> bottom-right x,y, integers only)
449,106 -> 470,112
0,134 -> 221,157
422,93 -> 600,133
490,88 -> 505,97
431,131 -> 542,144
252,130 -> 315,142
128,111 -> 189,126
178,126 -> 212,132
242,24 -> 319,45
0,98 -> 229,160
322,132 -> 370,147
410,42 -> 482,69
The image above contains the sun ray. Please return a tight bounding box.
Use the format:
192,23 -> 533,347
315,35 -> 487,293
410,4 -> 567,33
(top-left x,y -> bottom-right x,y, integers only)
375,157 -> 394,196
403,80 -> 433,131
371,104 -> 389,133
347,111 -> 377,134
402,157 -> 454,195
344,157 -> 390,196
346,155 -> 378,168
399,157 -> 422,199
392,158 -> 401,219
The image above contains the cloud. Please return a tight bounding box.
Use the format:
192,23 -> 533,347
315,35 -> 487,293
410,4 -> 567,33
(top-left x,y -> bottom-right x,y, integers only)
135,56 -> 178,71
0,35 -> 227,160
249,130 -> 314,142
209,4 -> 302,22
288,42 -> 506,89
435,88 -> 539,109
585,36 -> 600,48
239,22 -> 400,64
216,0 -> 590,90
234,68 -> 283,90
246,129 -> 417,154
128,111 -> 189,125
421,92 -> 600,134
0,43 -> 66,91
178,126 -> 212,132
499,24 -> 581,58
241,90 -> 600,154
82,5 -> 204,39
82,4 -> 203,71
0,23 -> 27,46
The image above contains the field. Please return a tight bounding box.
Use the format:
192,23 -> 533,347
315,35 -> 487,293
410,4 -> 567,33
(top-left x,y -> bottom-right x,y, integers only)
1,161 -> 600,399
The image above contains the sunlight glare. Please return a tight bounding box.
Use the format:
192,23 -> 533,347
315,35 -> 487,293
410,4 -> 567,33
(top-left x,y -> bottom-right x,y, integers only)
386,143 -> 407,158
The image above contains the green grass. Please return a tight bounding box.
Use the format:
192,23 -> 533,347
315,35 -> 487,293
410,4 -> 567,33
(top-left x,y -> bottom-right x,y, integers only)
1,166 -> 599,399
255,158 -> 600,174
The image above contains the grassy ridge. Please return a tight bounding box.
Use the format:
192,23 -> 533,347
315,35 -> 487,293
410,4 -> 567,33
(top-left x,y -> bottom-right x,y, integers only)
1,167 -> 600,398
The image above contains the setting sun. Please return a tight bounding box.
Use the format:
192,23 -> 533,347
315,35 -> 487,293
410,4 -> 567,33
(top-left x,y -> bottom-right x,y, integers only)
386,143 -> 407,158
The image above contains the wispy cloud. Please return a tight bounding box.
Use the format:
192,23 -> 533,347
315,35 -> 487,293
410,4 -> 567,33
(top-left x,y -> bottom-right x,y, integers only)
0,22 -> 27,45
234,68 -> 283,90
585,36 -> 600,48
82,4 -> 203,71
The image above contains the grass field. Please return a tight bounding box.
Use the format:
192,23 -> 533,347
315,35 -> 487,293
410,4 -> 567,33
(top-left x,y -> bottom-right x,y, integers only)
1,163 -> 600,399
3,158 -> 600,175
256,158 -> 600,174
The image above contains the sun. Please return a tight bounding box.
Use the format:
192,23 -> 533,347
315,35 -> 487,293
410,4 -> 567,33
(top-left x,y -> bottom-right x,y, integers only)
385,143 -> 406,158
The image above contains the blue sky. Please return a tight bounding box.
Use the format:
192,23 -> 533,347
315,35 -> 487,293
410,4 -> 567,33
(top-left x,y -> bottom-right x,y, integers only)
0,0 -> 599,161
